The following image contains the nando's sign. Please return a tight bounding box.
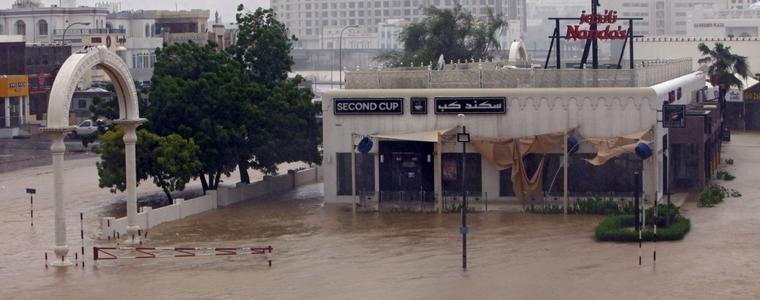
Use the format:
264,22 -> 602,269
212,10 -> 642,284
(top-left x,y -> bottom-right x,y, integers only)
566,10 -> 628,41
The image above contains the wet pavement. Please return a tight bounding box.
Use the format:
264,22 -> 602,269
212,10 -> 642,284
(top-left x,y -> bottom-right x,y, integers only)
2,133 -> 760,299
0,126 -> 96,174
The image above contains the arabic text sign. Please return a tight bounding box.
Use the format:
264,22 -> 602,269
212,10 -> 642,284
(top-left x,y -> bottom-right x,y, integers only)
334,98 -> 404,115
434,97 -> 507,114
662,104 -> 686,129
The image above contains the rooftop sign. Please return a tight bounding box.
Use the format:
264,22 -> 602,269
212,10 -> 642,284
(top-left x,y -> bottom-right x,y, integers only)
566,10 -> 629,41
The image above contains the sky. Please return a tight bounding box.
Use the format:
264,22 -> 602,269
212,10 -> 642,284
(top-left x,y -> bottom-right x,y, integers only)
0,0 -> 271,22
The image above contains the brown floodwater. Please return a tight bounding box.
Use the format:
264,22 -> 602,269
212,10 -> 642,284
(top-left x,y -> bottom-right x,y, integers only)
3,133 -> 760,299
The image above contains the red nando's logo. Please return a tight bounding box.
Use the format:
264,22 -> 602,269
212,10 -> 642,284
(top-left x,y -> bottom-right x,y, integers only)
566,10 -> 629,40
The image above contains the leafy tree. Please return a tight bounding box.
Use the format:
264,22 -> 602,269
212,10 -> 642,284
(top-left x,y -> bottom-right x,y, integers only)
146,41 -> 250,190
96,128 -> 201,203
375,2 -> 507,67
88,81 -> 149,121
698,43 -> 750,109
227,5 -> 322,182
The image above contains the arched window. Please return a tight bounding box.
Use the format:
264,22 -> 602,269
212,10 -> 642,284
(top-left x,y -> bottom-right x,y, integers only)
15,20 -> 26,35
38,19 -> 48,36
145,24 -> 149,37
150,24 -> 155,37
0,24 -> 4,34
106,22 -> 113,32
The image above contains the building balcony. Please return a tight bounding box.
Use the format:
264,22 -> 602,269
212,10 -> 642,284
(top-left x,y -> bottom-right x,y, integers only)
53,28 -> 127,36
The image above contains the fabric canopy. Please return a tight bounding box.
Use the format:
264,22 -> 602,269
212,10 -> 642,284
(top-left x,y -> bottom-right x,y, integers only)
581,128 -> 653,166
371,128 -> 456,143
470,130 -> 572,203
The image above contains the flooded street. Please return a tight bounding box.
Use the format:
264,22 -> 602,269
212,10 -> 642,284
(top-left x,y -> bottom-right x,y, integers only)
3,133 -> 760,299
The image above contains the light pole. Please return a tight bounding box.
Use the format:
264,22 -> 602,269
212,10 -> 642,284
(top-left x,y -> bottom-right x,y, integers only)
339,24 -> 358,89
456,114 -> 470,270
61,22 -> 90,45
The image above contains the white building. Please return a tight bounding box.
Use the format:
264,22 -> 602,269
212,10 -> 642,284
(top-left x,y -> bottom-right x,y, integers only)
688,9 -> 760,37
105,10 -> 163,82
321,59 -> 712,210
378,19 -> 408,49
634,36 -> 760,75
271,0 -> 527,49
0,0 -> 109,45
604,0 -> 727,36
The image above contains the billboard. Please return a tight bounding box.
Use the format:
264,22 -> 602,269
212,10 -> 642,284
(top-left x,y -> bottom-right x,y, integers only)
0,75 -> 29,97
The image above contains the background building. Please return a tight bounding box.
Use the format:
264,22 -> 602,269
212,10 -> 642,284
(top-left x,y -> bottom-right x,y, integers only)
271,0 -> 527,50
25,43 -> 71,123
0,38 -> 28,137
0,0 -> 109,46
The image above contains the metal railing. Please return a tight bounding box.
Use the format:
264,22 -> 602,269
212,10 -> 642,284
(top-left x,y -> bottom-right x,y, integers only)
346,58 -> 693,89
355,191 -> 489,213
53,28 -> 126,35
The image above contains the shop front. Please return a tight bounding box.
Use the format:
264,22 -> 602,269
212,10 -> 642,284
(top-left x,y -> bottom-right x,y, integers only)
0,75 -> 29,138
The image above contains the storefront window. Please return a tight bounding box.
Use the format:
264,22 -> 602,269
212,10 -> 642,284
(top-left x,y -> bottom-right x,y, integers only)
337,153 -> 375,195
441,153 -> 482,194
500,154 -> 642,197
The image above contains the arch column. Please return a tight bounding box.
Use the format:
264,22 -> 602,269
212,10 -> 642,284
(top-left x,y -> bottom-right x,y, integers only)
115,119 -> 146,245
40,127 -> 74,267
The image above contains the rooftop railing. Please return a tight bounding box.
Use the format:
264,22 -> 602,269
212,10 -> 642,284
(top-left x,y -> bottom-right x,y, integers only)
345,58 -> 693,89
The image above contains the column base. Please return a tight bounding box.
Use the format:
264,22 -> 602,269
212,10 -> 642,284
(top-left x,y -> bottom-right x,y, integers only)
123,225 -> 142,245
51,245 -> 73,267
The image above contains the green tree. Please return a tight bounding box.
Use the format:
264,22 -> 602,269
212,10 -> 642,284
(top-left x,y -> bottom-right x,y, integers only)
146,41 -> 250,190
96,128 -> 201,203
698,43 -> 750,108
228,5 -> 322,182
375,2 -> 507,67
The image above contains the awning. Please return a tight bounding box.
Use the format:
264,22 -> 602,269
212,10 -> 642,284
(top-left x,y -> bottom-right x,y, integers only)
371,128 -> 457,143
581,128 -> 653,166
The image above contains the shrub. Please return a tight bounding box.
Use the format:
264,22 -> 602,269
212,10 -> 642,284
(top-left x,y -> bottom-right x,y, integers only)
595,215 -> 691,242
524,197 -> 637,215
716,171 -> 736,181
699,184 -> 727,207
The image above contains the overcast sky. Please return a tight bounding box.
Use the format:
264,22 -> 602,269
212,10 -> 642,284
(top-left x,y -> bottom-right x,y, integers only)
0,0 -> 271,22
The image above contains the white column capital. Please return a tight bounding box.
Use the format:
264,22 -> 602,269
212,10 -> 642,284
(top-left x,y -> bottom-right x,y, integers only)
114,118 -> 147,130
41,127 -> 74,154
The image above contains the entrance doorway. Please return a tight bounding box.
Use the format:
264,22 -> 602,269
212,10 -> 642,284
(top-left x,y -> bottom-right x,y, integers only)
379,141 -> 434,202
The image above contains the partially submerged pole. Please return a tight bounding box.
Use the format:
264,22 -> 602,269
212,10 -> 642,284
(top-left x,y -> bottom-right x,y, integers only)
351,133 -> 357,214
563,131 -> 569,214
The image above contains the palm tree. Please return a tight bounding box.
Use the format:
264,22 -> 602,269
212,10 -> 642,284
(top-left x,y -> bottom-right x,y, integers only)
697,43 -> 750,108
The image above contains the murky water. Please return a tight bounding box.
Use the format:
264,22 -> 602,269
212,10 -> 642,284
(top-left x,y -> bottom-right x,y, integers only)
3,134 -> 760,299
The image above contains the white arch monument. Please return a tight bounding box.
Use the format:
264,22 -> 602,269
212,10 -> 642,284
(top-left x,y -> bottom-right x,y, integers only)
41,46 -> 144,267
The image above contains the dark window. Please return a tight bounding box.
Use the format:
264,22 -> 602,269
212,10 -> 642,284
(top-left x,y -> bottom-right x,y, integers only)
441,153 -> 481,193
337,153 -> 375,195
91,37 -> 102,43
78,99 -> 87,109
499,154 -> 642,197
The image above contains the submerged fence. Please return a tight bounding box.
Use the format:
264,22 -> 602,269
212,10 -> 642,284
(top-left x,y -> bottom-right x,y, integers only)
100,167 -> 322,238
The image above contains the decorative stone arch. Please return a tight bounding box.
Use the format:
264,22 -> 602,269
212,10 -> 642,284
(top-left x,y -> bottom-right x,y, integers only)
42,46 -> 144,267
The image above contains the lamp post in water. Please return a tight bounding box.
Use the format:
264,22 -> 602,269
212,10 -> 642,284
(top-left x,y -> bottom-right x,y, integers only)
457,114 -> 470,270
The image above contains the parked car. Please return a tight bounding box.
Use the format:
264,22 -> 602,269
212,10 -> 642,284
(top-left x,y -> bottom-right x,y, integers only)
74,119 -> 110,137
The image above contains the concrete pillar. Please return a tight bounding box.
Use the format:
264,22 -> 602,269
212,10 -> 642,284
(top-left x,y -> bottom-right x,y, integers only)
41,128 -> 73,267
434,136 -> 442,213
116,119 -> 145,245
3,97 -> 9,128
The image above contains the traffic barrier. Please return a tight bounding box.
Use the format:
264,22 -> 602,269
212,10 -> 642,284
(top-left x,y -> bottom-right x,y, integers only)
93,246 -> 273,267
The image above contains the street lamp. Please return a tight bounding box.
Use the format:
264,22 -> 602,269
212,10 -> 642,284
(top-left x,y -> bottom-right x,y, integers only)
456,114 -> 470,270
61,22 -> 90,46
338,24 -> 359,89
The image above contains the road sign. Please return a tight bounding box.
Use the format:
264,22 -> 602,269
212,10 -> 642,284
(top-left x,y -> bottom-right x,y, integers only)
662,104 -> 686,128
26,188 -> 36,194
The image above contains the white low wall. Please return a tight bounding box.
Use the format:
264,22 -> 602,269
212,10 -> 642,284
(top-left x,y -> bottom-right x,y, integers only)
101,167 -> 321,239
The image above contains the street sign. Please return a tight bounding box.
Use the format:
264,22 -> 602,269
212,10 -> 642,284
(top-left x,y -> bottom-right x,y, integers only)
662,104 -> 686,128
26,188 -> 36,194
